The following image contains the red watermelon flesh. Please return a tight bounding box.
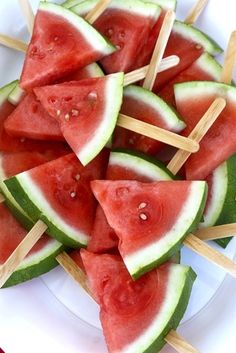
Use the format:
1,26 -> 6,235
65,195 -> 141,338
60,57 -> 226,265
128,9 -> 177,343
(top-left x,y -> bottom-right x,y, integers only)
91,180 -> 192,255
94,7 -> 159,74
175,82 -> 236,180
0,202 -> 54,264
20,2 -> 115,91
4,93 -> 63,141
88,155 -> 161,253
28,151 -> 108,236
159,54 -> 221,106
81,250 -> 172,352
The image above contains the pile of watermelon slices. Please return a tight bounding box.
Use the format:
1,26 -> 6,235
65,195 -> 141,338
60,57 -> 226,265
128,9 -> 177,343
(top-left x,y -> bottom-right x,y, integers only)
1,0 -> 236,352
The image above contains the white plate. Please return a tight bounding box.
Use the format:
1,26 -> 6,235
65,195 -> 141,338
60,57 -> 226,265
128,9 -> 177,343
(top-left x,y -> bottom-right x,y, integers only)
0,0 -> 236,352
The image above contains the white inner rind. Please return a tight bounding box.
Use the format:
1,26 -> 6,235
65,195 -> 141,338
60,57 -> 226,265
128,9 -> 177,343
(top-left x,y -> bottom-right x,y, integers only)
15,173 -> 89,245
200,162 -> 228,228
193,53 -> 221,81
72,0 -> 161,19
39,1 -> 115,55
16,238 -> 62,270
0,81 -> 17,106
124,181 -> 206,277
173,21 -> 222,55
118,264 -> 190,353
142,0 -> 176,11
124,85 -> 185,131
78,73 -> 124,165
8,82 -> 25,106
86,63 -> 104,77
109,152 -> 172,181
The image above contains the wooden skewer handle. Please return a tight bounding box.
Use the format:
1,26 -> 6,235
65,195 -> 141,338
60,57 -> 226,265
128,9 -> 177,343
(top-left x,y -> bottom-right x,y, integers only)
195,223 -> 236,241
184,0 -> 209,25
165,330 -> 200,353
85,0 -> 112,24
0,220 -> 47,288
184,233 -> 236,277
221,31 -> 236,84
18,0 -> 34,34
0,34 -> 28,53
117,114 -> 199,153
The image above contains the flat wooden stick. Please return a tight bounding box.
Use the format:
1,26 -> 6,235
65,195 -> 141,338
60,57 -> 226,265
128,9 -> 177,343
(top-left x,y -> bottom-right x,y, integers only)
0,194 -> 5,203
85,0 -> 112,24
56,252 -> 92,296
167,97 -> 226,175
18,0 -> 34,34
0,220 -> 47,288
143,10 -> 175,91
0,34 -> 28,53
124,55 -> 180,86
165,330 -> 200,353
221,31 -> 236,84
184,234 -> 236,277
117,114 -> 199,153
195,223 -> 236,241
184,0 -> 209,25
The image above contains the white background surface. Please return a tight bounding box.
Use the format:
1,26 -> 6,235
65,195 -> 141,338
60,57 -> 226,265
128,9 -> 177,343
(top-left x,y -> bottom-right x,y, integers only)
1,0 -> 236,352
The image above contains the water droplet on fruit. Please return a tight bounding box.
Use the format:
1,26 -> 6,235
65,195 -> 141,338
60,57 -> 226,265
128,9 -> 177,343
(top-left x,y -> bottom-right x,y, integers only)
64,113 -> 70,121
107,28 -> 114,37
20,138 -> 26,143
138,202 -> 147,210
75,174 -> 80,181
54,36 -> 59,42
71,109 -> 79,117
70,191 -> 77,198
56,110 -> 61,117
196,44 -> 202,50
139,213 -> 148,221
116,44 -> 122,50
116,187 -> 129,197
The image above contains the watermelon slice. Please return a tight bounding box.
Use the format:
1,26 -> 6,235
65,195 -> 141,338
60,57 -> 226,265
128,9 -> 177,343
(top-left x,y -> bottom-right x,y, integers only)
88,150 -> 174,253
91,180 -> 207,278
20,2 -> 115,90
81,250 -> 196,353
134,20 -> 222,91
72,0 -> 161,73
159,53 -> 222,106
4,151 -> 108,248
113,85 -> 185,155
200,154 -> 236,248
174,81 -> 236,180
0,202 -> 63,288
64,0 -> 177,10
34,73 -> 124,165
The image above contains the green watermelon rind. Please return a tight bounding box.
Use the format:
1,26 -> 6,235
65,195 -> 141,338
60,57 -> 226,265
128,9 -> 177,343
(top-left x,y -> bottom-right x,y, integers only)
173,20 -> 223,56
78,72 -> 124,166
71,0 -> 161,20
0,80 -> 18,105
125,181 -> 207,279
193,52 -> 222,82
85,63 -> 104,77
39,2 -> 116,55
4,175 -> 88,248
119,264 -> 196,353
3,241 -> 64,288
8,81 -> 25,106
124,84 -> 186,132
110,149 -> 174,181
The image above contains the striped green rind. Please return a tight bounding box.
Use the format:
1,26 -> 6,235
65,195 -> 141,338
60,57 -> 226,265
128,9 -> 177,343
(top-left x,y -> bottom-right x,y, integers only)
4,176 -> 87,248
127,182 -> 207,279
3,241 -> 64,288
124,85 -> 185,132
173,20 -> 222,56
193,52 -> 222,81
8,81 -> 25,106
119,264 -> 196,353
142,0 -> 177,11
0,80 -> 18,105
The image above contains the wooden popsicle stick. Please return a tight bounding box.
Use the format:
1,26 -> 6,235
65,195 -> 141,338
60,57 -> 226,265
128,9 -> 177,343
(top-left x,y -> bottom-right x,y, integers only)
195,223 -> 236,241
184,0 -> 209,25
221,31 -> 236,84
184,234 -> 236,277
0,220 -> 47,288
0,194 -> 5,203
85,0 -> 112,24
56,252 -> 93,297
124,55 -> 180,86
18,0 -> 34,34
0,34 -> 28,52
117,114 -> 199,153
165,330 -> 200,353
143,10 -> 175,91
167,97 -> 226,175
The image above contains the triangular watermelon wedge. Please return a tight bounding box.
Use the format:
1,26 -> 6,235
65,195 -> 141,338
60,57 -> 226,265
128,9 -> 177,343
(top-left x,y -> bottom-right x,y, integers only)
20,2 -> 115,91
91,180 -> 207,278
88,150 -> 173,253
4,151 -> 109,248
81,250 -> 196,353
34,73 -> 124,165
72,0 -> 161,73
174,81 -> 236,180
